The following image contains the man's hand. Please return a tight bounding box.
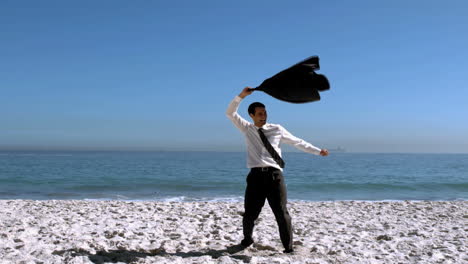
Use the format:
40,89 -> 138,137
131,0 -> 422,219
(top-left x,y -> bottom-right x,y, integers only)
320,149 -> 329,156
239,87 -> 254,98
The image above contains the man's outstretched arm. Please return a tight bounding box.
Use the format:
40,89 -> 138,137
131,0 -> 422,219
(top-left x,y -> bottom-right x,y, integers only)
280,126 -> 329,156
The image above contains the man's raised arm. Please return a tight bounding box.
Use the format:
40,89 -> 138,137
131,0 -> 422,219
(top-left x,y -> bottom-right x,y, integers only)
226,87 -> 254,133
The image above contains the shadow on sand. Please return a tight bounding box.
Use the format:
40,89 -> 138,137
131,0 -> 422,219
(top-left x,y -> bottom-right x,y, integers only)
53,244 -> 251,263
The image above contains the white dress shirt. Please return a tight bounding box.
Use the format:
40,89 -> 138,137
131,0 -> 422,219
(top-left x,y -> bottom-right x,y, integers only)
226,96 -> 321,171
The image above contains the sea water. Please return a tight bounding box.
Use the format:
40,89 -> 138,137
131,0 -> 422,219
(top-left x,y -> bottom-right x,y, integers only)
0,151 -> 466,201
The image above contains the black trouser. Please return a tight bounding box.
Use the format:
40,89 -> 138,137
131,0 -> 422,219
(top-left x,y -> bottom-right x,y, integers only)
243,167 -> 293,250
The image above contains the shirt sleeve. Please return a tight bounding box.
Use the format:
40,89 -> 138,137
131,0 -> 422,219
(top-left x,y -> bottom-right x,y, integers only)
226,96 -> 250,133
279,125 -> 321,155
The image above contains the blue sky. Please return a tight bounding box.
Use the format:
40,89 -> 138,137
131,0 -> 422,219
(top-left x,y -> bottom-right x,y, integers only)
1,0 -> 467,153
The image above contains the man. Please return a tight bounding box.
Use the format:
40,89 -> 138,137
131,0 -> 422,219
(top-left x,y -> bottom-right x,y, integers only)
226,87 -> 329,253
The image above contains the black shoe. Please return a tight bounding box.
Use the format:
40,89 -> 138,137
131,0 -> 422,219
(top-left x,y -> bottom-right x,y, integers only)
240,238 -> 254,248
283,248 -> 294,253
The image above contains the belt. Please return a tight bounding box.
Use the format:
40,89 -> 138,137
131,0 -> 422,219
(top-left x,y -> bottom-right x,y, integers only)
251,167 -> 279,172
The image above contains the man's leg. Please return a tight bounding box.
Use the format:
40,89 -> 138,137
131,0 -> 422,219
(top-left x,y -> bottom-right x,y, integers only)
266,170 -> 293,252
242,170 -> 266,246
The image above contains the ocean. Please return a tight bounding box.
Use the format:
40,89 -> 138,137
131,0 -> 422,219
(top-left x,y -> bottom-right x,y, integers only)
0,151 -> 466,202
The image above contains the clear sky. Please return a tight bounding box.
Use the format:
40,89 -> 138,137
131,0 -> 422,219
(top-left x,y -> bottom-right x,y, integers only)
1,0 -> 467,153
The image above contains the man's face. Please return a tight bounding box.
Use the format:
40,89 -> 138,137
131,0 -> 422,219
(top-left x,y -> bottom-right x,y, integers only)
249,107 -> 267,127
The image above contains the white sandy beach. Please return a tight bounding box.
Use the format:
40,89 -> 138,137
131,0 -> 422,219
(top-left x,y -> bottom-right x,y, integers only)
0,200 -> 466,264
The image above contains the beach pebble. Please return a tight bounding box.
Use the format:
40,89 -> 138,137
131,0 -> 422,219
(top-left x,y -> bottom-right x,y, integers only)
376,234 -> 392,241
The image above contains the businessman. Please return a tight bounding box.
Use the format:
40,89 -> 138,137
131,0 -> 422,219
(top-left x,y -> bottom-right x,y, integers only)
226,87 -> 329,253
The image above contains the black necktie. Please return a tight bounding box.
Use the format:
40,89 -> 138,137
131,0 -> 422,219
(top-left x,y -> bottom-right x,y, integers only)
258,128 -> 285,168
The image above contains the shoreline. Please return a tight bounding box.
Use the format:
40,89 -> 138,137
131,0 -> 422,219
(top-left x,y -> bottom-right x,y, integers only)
1,200 -> 466,263
1,197 -> 467,203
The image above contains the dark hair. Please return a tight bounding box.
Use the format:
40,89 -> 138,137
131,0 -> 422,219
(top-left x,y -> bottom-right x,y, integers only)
248,102 -> 265,115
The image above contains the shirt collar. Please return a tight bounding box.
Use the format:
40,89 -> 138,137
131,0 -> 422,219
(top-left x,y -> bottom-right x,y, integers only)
256,123 -> 269,130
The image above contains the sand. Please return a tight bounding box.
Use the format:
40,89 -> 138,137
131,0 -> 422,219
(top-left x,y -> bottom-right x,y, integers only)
0,200 -> 466,264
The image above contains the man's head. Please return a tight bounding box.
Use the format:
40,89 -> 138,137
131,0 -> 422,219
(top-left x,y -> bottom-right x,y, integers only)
248,102 -> 267,127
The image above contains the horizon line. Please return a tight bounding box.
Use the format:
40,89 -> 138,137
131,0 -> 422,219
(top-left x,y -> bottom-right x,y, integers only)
0,148 -> 467,155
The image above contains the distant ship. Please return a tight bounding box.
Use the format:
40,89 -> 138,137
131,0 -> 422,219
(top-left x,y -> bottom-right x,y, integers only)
329,147 -> 346,153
